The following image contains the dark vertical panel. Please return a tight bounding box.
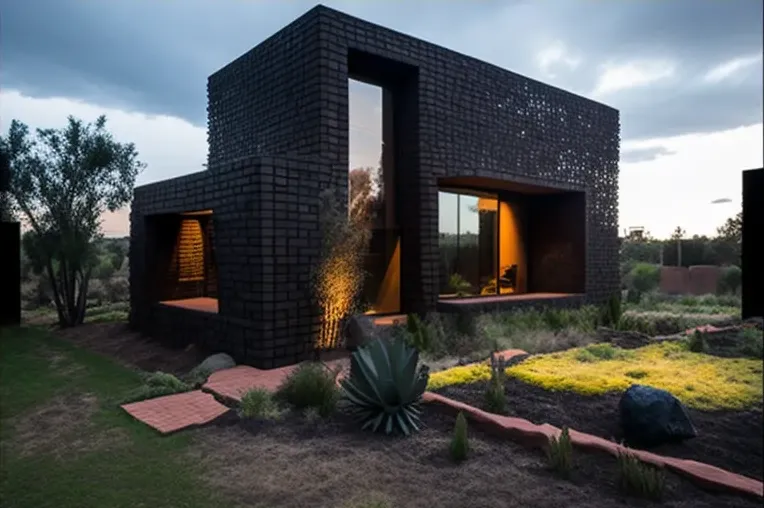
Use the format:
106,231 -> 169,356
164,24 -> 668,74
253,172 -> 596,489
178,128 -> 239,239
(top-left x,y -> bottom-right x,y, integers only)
742,168 -> 763,319
0,222 -> 21,326
527,192 -> 586,294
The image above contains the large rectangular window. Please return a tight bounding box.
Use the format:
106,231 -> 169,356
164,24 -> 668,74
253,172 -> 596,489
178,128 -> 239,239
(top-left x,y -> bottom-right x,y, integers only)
145,210 -> 219,313
439,189 -> 503,297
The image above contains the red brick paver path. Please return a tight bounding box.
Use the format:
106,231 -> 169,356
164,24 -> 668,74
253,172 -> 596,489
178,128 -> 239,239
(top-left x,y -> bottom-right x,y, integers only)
202,359 -> 349,403
121,390 -> 229,434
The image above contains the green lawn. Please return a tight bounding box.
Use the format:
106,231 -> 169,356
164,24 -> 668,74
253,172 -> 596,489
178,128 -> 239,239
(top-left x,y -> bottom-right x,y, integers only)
0,326 -> 218,508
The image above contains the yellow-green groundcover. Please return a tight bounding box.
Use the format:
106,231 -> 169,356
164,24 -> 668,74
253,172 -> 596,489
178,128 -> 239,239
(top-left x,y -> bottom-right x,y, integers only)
427,342 -> 763,411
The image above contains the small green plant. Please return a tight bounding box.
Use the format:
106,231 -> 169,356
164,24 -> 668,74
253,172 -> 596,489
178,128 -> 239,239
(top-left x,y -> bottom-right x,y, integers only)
686,330 -> 707,353
276,362 -> 340,418
406,313 -> 432,352
598,294 -> 622,328
617,450 -> 666,500
575,343 -> 632,362
240,388 -> 282,419
546,427 -> 573,478
448,273 -> 472,296
341,337 -> 429,435
484,351 -> 508,413
449,412 -> 469,462
739,327 -> 763,358
120,371 -> 193,404
625,369 -> 648,379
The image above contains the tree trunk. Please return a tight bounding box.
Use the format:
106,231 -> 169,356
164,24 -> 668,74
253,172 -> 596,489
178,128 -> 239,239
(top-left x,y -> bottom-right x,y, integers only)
46,261 -> 66,326
74,268 -> 91,325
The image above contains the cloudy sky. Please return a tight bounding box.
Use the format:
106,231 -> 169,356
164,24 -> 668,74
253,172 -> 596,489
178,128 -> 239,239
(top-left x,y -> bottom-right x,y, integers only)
2,0 -> 762,239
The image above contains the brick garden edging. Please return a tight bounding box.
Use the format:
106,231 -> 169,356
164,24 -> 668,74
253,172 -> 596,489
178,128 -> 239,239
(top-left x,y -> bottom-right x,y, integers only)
422,391 -> 764,499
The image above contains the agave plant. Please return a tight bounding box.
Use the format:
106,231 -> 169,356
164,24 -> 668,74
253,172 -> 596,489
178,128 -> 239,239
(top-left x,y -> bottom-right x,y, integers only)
340,336 -> 430,435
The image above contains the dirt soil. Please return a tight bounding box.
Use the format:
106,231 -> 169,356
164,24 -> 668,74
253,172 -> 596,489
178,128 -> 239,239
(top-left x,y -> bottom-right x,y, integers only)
437,379 -> 764,482
190,405 -> 759,508
54,322 -> 208,376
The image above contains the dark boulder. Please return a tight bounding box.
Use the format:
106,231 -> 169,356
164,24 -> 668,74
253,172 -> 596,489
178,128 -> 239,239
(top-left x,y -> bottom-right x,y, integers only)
619,384 -> 698,447
344,314 -> 377,350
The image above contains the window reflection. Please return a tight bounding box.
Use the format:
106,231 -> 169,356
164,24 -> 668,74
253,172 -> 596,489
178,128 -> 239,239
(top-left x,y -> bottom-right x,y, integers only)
438,190 -> 500,298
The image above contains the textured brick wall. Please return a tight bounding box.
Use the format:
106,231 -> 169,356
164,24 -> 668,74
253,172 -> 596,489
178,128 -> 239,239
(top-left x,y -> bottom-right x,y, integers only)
206,5 -> 620,312
132,5 -> 620,368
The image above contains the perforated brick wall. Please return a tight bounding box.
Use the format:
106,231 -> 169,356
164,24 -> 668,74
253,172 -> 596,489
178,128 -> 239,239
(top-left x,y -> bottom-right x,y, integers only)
131,5 -> 620,368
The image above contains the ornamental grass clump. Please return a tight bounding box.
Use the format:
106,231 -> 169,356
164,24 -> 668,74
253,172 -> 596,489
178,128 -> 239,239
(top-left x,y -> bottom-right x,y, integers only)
276,362 -> 341,418
484,351 -> 508,414
546,427 -> 573,478
617,449 -> 666,500
449,412 -> 469,463
341,337 -> 429,435
406,313 -> 432,353
240,388 -> 283,420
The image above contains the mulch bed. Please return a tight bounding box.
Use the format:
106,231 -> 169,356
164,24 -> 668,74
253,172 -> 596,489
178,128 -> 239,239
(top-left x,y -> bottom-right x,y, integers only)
437,378 -> 764,482
200,404 -> 759,507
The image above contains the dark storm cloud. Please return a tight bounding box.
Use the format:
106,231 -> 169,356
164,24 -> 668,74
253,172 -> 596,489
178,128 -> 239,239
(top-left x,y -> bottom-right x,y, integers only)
620,146 -> 676,164
2,0 -> 762,141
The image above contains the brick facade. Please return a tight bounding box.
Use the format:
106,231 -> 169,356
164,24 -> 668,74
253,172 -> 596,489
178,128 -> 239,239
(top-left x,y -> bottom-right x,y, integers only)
130,5 -> 620,368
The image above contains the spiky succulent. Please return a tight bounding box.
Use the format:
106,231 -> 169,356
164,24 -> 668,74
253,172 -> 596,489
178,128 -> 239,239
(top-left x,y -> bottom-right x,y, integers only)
340,336 -> 430,435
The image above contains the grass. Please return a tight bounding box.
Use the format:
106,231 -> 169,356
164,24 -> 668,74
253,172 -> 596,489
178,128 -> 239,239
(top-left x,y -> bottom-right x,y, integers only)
420,294 -> 740,365
506,341 -> 763,410
0,326 -> 219,508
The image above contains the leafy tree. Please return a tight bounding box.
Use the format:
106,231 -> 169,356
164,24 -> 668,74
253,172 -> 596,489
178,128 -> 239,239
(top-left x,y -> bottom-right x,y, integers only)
1,116 -> 144,326
0,143 -> 12,221
717,211 -> 742,244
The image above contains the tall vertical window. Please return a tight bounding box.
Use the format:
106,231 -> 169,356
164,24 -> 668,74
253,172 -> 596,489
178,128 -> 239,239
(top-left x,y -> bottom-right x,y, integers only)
349,79 -> 400,314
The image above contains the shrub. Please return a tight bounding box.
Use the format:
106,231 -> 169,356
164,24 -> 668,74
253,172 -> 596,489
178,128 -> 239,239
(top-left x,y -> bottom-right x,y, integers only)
484,351 -> 508,414
546,427 -> 573,478
449,412 -> 469,462
686,330 -> 706,353
120,371 -> 192,404
448,273 -> 472,296
276,362 -> 340,418
313,187 -> 372,349
625,289 -> 642,304
598,294 -> 622,328
428,312 -> 490,359
617,450 -> 665,500
406,313 -> 432,353
240,388 -> 283,419
104,276 -> 129,303
628,263 -> 661,293
740,327 -> 763,359
341,337 -> 429,435
717,265 -> 742,295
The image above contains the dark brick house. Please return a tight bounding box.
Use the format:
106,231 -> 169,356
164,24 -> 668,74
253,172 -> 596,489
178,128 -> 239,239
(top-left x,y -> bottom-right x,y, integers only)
129,5 -> 620,368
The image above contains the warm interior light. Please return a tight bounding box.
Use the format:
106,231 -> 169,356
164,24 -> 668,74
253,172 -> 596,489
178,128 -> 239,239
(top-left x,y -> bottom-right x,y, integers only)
499,201 -> 526,293
366,238 -> 401,315
176,219 -> 205,282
